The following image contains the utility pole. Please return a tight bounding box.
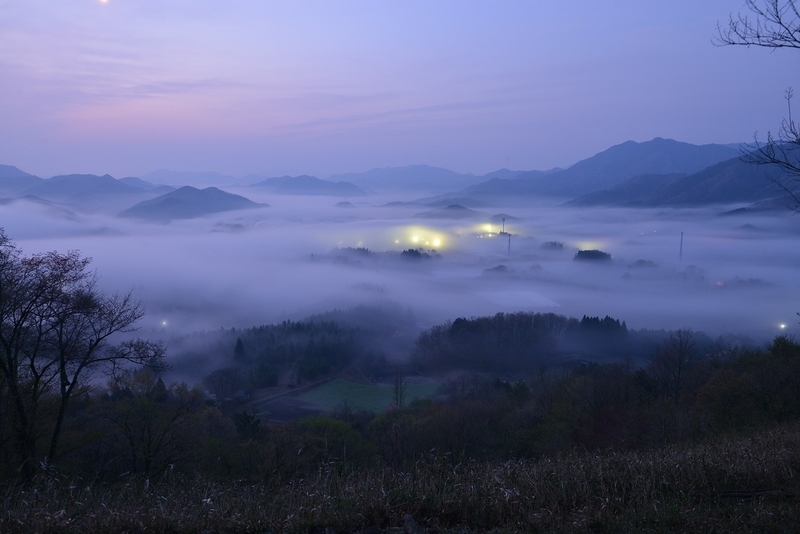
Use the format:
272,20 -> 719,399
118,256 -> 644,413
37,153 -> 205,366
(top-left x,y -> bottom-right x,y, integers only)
500,217 -> 510,255
679,231 -> 683,261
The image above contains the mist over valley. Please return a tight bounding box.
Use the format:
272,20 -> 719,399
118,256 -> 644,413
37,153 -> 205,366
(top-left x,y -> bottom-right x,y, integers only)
3,138 -> 797,387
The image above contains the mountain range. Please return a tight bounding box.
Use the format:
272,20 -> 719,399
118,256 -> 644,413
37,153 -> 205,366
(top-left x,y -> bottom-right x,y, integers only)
1,137 -> 793,215
141,170 -> 238,188
0,167 -> 177,213
523,137 -> 740,197
329,164 -> 516,193
442,138 -> 742,202
567,158 -> 782,207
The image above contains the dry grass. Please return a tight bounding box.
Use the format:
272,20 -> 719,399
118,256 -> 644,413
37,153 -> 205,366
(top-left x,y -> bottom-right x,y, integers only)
3,425 -> 800,533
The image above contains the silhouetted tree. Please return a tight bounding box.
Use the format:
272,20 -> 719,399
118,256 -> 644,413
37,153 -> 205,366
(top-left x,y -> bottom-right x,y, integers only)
233,410 -> 263,441
650,330 -> 697,408
234,337 -> 246,361
103,369 -> 202,476
717,1 -> 800,211
649,329 -> 698,440
0,230 -> 165,479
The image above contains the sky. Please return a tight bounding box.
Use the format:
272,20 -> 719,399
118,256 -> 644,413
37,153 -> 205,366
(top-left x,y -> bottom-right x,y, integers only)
1,1 -> 798,178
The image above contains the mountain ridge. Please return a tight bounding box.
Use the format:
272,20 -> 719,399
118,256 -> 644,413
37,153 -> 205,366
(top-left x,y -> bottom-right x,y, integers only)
249,175 -> 366,197
567,158 -> 784,207
119,186 -> 267,221
449,138 -> 741,201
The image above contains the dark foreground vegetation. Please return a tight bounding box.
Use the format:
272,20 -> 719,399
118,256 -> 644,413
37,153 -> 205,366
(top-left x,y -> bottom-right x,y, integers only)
2,424 -> 800,533
3,231 -> 800,531
1,330 -> 799,532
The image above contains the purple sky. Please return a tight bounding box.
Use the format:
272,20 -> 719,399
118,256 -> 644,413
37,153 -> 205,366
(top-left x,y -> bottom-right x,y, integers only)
1,1 -> 797,178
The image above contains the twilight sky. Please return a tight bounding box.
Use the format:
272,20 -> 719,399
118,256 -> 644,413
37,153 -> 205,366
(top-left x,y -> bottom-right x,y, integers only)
1,1 -> 797,179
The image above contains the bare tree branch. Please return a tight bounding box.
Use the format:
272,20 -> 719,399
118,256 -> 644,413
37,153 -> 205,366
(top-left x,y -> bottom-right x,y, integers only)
716,2 -> 800,212
741,90 -> 800,212
716,0 -> 800,49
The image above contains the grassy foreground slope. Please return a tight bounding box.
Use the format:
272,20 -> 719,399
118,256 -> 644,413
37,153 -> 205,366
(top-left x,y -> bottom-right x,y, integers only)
3,423 -> 800,533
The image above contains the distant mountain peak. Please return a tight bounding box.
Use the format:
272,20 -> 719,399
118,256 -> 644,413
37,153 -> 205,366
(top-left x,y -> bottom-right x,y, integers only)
0,164 -> 38,179
119,185 -> 266,221
0,165 -> 44,196
451,138 -> 741,200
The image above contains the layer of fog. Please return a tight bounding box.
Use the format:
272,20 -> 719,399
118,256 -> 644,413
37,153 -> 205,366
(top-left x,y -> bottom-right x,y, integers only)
5,188 -> 799,376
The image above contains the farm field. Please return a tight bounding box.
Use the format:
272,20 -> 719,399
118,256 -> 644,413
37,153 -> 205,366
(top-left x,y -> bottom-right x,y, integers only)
297,377 -> 441,413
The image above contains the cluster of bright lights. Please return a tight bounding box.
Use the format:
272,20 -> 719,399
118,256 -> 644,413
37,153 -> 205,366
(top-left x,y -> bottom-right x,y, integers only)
393,226 -> 446,249
473,223 -> 499,238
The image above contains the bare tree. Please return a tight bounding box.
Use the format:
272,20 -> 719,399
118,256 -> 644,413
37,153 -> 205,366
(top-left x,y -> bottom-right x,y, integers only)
649,329 -> 698,440
716,0 -> 800,49
0,231 -> 165,478
716,1 -> 800,211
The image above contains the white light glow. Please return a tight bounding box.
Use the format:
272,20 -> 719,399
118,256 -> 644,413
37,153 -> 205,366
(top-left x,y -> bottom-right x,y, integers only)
575,240 -> 605,251
384,225 -> 448,250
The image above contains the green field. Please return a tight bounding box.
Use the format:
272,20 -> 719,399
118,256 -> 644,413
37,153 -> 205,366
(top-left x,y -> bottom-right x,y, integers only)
298,378 -> 440,413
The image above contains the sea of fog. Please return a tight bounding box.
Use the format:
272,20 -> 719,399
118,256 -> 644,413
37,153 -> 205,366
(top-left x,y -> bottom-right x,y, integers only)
4,188 -> 799,348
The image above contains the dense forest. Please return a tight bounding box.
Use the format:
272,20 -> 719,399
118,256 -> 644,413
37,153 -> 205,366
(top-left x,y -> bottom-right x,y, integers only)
2,314 -> 797,481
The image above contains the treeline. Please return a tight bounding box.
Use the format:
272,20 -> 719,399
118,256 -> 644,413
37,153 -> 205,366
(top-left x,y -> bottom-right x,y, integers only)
412,312 -> 710,371
197,305 -> 419,403
358,332 -> 800,470
237,320 -> 359,380
5,329 -> 797,483
204,320 -> 358,402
